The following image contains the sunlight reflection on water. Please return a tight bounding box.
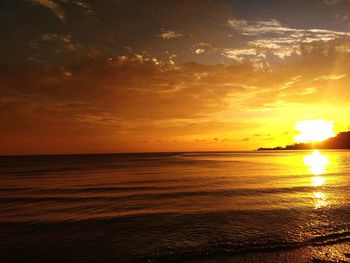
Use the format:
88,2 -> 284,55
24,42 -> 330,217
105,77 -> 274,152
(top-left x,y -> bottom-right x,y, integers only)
304,150 -> 329,209
304,150 -> 329,176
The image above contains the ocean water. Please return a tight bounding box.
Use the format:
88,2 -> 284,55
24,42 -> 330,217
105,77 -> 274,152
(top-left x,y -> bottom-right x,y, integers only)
0,150 -> 349,262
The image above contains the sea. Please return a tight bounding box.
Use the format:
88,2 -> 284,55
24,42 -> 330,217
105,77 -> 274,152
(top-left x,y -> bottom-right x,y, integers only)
0,150 -> 349,262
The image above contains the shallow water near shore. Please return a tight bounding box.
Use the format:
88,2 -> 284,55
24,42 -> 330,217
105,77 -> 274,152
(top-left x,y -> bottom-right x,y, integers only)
0,150 -> 349,262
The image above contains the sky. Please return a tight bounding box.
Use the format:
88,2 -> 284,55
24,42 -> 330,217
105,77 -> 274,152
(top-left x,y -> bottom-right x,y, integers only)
1,0 -> 350,154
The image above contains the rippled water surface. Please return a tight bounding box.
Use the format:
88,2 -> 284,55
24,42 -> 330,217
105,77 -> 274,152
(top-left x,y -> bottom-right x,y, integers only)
0,151 -> 349,262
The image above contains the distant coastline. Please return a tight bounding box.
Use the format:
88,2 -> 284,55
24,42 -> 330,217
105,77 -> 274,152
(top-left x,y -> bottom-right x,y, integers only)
258,131 -> 350,150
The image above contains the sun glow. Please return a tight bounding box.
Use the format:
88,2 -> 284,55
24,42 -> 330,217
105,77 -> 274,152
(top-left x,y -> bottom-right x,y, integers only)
294,120 -> 335,143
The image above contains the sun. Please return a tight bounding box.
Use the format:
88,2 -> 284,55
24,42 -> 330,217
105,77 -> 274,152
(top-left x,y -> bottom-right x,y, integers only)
294,120 -> 335,143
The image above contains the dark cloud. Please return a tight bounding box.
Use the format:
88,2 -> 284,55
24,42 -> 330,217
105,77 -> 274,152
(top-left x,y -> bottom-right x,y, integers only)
0,54 -> 259,122
0,0 -> 234,67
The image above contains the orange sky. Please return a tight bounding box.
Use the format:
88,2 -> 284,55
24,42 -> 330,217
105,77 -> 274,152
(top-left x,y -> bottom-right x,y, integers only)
1,0 -> 350,154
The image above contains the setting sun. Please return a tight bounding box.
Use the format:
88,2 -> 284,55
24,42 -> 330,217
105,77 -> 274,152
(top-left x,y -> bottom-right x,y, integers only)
294,120 -> 335,143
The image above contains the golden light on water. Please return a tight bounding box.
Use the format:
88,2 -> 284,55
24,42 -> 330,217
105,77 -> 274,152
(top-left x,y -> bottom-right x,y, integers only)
311,176 -> 326,187
304,150 -> 329,176
313,191 -> 328,209
295,120 -> 335,143
304,150 -> 330,209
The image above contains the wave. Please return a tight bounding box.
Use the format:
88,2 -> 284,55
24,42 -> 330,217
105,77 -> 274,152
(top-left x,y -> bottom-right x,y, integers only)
0,185 -> 346,203
1,207 -> 349,262
139,230 -> 350,262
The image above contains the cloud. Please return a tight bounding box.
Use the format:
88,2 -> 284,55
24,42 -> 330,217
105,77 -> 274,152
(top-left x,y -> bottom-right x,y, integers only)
0,55 -> 259,153
5,41 -> 350,115
39,34 -> 81,50
2,32 -> 350,152
228,19 -> 293,36
195,48 -> 205,54
32,0 -> 65,21
223,48 -> 258,61
0,54 -> 255,125
32,0 -> 95,20
2,42 -> 350,133
158,30 -> 183,39
24,33 -> 96,67
225,18 -> 350,65
70,0 -> 95,16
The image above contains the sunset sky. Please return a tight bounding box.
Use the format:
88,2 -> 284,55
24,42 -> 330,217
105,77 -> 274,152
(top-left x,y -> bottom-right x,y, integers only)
1,0 -> 350,154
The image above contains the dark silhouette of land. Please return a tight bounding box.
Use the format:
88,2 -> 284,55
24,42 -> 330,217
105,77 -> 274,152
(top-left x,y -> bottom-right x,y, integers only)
258,131 -> 350,150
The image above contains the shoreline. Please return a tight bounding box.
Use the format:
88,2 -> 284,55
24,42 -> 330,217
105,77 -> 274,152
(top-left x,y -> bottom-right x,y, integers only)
142,239 -> 350,263
181,242 -> 350,263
